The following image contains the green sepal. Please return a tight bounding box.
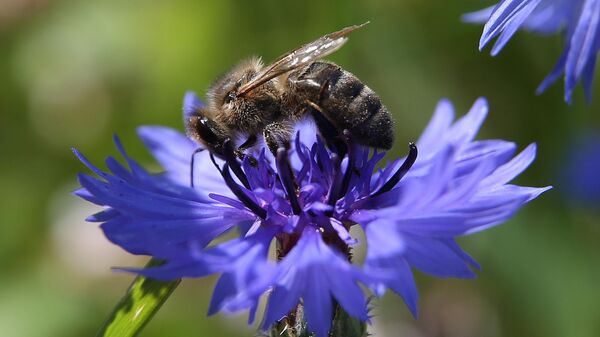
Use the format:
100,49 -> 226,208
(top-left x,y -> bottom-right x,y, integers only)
330,305 -> 368,337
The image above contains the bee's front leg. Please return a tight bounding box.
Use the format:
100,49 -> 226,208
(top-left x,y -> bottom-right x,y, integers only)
263,122 -> 293,156
234,134 -> 258,166
264,121 -> 301,212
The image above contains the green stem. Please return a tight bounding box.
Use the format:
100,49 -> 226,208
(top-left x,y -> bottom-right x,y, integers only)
96,259 -> 181,337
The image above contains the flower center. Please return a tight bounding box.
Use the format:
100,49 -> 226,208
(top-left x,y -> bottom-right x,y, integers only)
196,130 -> 418,258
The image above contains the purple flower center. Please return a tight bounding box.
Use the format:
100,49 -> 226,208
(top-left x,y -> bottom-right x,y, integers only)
197,130 -> 418,259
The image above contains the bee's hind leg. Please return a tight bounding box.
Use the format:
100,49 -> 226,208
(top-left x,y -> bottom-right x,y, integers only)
304,100 -> 346,156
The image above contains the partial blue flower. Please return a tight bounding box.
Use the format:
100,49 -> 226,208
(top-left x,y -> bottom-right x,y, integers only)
465,0 -> 600,103
74,94 -> 549,337
561,133 -> 600,205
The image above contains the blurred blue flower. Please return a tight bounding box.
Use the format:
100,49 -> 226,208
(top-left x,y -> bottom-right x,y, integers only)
74,94 -> 549,337
562,133 -> 600,204
465,0 -> 600,103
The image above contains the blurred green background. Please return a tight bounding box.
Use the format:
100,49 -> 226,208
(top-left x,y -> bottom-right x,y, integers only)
1,0 -> 599,336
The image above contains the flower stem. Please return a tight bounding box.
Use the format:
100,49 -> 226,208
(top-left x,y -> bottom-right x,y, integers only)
269,304 -> 367,337
95,259 -> 181,337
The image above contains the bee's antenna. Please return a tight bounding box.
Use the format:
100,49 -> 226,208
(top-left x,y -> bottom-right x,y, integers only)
190,148 -> 205,188
223,140 -> 251,190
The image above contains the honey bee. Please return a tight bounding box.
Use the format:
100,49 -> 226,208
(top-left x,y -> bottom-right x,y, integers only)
186,22 -> 394,159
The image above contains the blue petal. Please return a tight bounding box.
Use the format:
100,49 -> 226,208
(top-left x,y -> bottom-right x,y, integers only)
582,52 -> 597,102
77,172 -> 224,219
328,270 -> 370,322
208,273 -> 236,315
462,6 -> 495,24
101,215 -> 242,256
137,126 -> 231,196
137,126 -> 196,182
561,133 -> 600,203
86,208 -> 119,222
480,143 -> 537,188
208,240 -> 273,323
261,270 -> 304,330
565,0 -> 600,102
303,271 -> 334,337
417,99 -> 455,156
73,186 -> 104,205
479,0 -> 542,53
448,97 -> 488,146
522,0 -> 578,34
182,91 -> 204,124
364,219 -> 405,259
121,258 -> 216,280
490,0 -> 543,56
537,44 -> 569,94
404,236 -> 478,278
455,140 -> 516,176
364,257 -> 418,317
262,230 -> 370,337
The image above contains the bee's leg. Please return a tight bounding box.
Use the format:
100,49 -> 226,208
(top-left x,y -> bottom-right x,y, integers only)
294,76 -> 344,153
237,134 -> 258,152
304,100 -> 346,156
288,76 -> 335,135
317,80 -> 330,104
263,122 -> 293,156
264,122 -> 301,214
190,147 -> 205,188
234,134 -> 258,166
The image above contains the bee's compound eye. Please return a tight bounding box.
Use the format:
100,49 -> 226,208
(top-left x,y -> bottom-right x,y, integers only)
224,91 -> 237,104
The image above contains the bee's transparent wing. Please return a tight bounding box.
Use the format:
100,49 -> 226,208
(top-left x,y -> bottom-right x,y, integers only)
237,22 -> 368,96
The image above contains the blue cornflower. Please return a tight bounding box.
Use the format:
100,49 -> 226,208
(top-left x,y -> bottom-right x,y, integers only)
561,133 -> 600,205
465,0 -> 600,103
74,94 -> 549,337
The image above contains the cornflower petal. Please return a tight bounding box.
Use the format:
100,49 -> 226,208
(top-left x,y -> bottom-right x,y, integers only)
261,230 -> 370,337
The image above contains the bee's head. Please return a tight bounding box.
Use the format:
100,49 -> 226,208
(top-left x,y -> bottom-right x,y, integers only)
205,57 -> 263,113
206,58 -> 280,130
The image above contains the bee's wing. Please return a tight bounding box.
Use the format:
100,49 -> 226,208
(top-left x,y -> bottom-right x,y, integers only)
237,22 -> 368,96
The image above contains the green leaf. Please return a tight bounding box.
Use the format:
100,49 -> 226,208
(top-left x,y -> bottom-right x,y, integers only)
96,259 -> 181,337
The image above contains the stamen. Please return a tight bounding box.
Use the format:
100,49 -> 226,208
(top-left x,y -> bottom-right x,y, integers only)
190,148 -> 204,188
223,139 -> 251,189
210,153 -> 267,219
276,147 -> 302,215
325,130 -> 356,211
339,129 -> 355,198
372,142 -> 418,197
326,153 -> 342,209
